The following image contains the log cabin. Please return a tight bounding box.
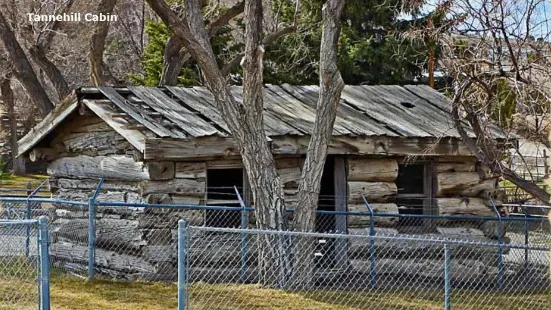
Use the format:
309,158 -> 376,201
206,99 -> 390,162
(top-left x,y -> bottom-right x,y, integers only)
17,84 -> 514,281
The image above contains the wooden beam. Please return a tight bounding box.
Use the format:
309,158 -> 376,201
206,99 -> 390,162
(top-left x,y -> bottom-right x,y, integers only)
17,93 -> 78,157
144,135 -> 474,160
144,137 -> 239,160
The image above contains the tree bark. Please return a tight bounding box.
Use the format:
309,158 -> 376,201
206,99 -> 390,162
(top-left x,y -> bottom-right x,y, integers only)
294,0 -> 345,232
89,0 -> 118,86
28,45 -> 70,100
23,0 -> 74,100
146,0 -> 288,286
0,74 -> 25,175
0,11 -> 54,116
290,0 -> 345,289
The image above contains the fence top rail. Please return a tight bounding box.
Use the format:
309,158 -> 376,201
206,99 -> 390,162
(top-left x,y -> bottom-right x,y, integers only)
0,219 -> 39,226
187,225 -> 551,251
503,203 -> 551,209
0,196 -> 547,222
0,197 -> 88,206
287,208 -> 548,222
96,201 -> 256,211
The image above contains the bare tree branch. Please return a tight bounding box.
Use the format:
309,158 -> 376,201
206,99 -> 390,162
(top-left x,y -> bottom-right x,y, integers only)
221,25 -> 296,76
160,1 -> 245,86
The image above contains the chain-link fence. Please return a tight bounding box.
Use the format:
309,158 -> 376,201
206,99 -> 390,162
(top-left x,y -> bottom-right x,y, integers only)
0,217 -> 50,310
179,225 -> 550,310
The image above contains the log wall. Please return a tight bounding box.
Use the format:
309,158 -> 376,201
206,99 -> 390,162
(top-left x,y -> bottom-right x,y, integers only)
346,157 -> 504,235
38,115 -> 507,281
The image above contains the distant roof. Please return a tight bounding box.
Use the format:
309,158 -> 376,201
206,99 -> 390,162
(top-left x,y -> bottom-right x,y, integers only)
17,84 -> 509,156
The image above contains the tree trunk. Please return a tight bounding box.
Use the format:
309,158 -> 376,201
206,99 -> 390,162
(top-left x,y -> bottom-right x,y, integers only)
28,45 -> 70,100
291,0 -> 345,289
0,11 -> 54,116
145,0 -> 289,287
89,0 -> 118,86
0,75 -> 25,175
160,36 -> 189,86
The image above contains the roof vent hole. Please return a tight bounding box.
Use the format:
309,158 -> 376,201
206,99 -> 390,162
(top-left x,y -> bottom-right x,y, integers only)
400,102 -> 415,108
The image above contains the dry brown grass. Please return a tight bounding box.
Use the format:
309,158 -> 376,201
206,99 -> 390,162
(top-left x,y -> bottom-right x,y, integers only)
0,275 -> 549,310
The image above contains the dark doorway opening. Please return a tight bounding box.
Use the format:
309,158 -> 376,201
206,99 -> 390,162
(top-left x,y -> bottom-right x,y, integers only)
316,156 -> 336,233
314,156 -> 338,270
395,163 -> 426,227
206,168 -> 243,228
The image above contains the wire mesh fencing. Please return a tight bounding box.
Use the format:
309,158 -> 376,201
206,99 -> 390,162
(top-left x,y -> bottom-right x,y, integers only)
0,217 -> 50,310
179,225 -> 550,310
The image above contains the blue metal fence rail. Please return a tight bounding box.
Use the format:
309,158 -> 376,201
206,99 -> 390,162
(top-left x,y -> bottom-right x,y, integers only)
0,216 -> 50,310
178,224 -> 550,310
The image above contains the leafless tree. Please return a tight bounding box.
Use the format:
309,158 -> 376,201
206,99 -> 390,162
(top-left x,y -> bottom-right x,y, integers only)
436,0 -> 551,203
145,0 -> 344,284
0,68 -> 26,175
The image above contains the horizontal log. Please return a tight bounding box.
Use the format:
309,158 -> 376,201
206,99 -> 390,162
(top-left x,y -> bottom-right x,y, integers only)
273,136 -> 474,156
55,131 -> 131,156
348,182 -> 397,203
145,137 -> 239,160
57,178 -> 139,192
171,195 -> 203,205
29,147 -> 59,162
51,241 -> 156,274
277,167 -> 301,188
436,162 -> 476,173
145,194 -> 172,204
139,179 -> 205,196
139,210 -> 203,228
348,229 -> 504,260
437,172 -> 481,196
460,178 -> 497,197
175,162 -> 206,179
351,258 -> 504,283
347,158 -> 398,182
437,198 -> 494,216
347,203 -> 399,227
143,245 -> 176,263
144,136 -> 475,160
55,189 -> 142,205
274,157 -> 301,169
48,155 -> 148,181
146,161 -> 175,180
53,218 -> 146,251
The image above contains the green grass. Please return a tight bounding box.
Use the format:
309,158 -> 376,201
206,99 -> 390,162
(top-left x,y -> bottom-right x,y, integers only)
0,275 -> 549,309
0,174 -> 48,188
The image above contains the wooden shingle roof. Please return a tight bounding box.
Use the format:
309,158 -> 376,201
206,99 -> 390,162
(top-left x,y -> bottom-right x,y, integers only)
17,84 -> 511,158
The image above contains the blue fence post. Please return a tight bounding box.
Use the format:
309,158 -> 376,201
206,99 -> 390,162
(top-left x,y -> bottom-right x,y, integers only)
234,186 -> 248,283
521,204 -> 529,271
25,198 -> 31,258
361,193 -> 376,289
88,178 -> 104,281
489,198 -> 503,290
38,216 -> 50,310
178,219 -> 188,310
444,244 -> 451,310
26,179 -> 49,258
